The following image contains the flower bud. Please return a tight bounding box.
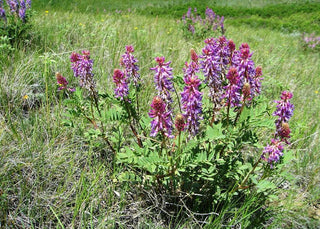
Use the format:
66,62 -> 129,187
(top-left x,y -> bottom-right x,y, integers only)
242,83 -> 251,98
190,48 -> 198,63
175,114 -> 185,132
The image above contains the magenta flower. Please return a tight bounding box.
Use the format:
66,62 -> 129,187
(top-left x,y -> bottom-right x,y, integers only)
70,50 -> 96,92
120,45 -> 140,87
261,139 -> 284,167
273,91 -> 294,141
232,43 -> 263,101
56,72 -> 75,92
262,91 -> 294,167
148,96 -> 173,138
113,69 -> 129,100
200,37 -> 233,114
181,50 -> 203,136
150,56 -> 174,105
222,67 -> 241,108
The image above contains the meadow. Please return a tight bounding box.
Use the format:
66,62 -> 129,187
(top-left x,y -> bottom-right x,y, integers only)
0,0 -> 320,228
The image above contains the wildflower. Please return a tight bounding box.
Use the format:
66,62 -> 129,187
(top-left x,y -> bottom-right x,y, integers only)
26,0 -> 30,8
0,7 -> 6,22
45,10 -> 48,14
200,37 -> 232,115
273,91 -> 294,141
18,0 -> 26,22
181,50 -> 203,136
70,50 -> 96,93
7,0 -> 18,13
56,72 -> 75,92
120,45 -> 140,87
222,67 -> 241,108
150,56 -> 174,105
148,96 -> 173,138
232,43 -> 262,100
261,139 -> 284,167
262,91 -> 294,167
23,94 -> 28,100
113,69 -> 129,100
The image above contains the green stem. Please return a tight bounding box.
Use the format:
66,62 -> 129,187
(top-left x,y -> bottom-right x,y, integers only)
231,158 -> 262,194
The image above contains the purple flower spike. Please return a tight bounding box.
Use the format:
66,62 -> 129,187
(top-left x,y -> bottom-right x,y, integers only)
200,37 -> 234,116
222,67 -> 241,108
120,45 -> 140,87
70,50 -> 96,92
26,0 -> 31,8
0,7 -> 6,22
261,139 -> 284,167
148,96 -> 173,138
262,91 -> 294,167
7,0 -> 18,13
273,91 -> 294,141
181,50 -> 203,136
150,56 -> 174,105
19,0 -> 25,8
19,6 -> 26,22
232,43 -> 261,101
113,69 -> 129,100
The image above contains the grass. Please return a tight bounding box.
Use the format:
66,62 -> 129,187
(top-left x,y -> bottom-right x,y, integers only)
1,0 -> 320,228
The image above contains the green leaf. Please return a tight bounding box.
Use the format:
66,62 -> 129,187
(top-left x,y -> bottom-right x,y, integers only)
256,180 -> 276,193
206,123 -> 225,140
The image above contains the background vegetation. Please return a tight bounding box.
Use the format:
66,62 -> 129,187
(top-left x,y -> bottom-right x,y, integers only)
0,0 -> 319,228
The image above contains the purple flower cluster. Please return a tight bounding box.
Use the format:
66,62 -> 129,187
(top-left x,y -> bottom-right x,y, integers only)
70,50 -> 96,92
232,43 -> 263,102
1,0 -> 31,22
262,91 -> 294,166
199,38 -> 263,116
273,91 -> 294,142
150,56 -> 174,106
261,139 -> 284,167
0,6 -> 6,22
303,33 -> 320,49
112,45 -> 140,100
200,37 -> 233,113
181,49 -> 203,136
113,69 -> 129,100
222,67 -> 241,107
120,45 -> 140,87
181,7 -> 224,35
56,72 -> 75,92
148,96 -> 173,138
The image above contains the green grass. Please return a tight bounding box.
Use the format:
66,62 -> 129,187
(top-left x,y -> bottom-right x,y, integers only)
1,0 -> 320,228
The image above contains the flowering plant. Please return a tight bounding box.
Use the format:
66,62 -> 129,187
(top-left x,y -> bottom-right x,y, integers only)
302,33 -> 320,51
61,39 -> 294,221
0,0 -> 32,47
180,7 -> 225,40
